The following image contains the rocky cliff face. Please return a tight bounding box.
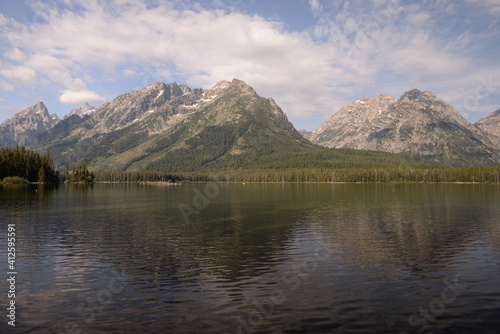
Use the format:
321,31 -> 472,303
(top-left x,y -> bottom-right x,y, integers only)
63,103 -> 96,119
37,114 -> 90,145
0,102 -> 60,148
476,109 -> 500,148
307,89 -> 500,166
79,82 -> 192,137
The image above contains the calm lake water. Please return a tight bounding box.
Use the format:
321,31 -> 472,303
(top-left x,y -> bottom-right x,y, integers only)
1,183 -> 500,333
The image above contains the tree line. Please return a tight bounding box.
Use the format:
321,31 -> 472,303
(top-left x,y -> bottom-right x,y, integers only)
0,147 -> 94,183
0,147 -> 58,183
94,166 -> 500,184
2,146 -> 499,184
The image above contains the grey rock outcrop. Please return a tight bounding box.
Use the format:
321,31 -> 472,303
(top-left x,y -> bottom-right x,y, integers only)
475,109 -> 500,148
307,89 -> 500,166
0,102 -> 59,148
63,103 -> 96,119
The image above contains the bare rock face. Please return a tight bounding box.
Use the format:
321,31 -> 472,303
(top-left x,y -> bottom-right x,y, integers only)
306,93 -> 398,149
63,103 -> 96,119
307,89 -> 500,166
0,102 -> 60,148
82,82 -> 192,136
476,109 -> 500,148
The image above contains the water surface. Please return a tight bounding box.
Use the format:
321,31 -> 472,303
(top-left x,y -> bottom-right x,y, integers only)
0,183 -> 499,333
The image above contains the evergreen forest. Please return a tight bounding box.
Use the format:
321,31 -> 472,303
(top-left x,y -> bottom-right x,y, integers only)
0,147 -> 58,183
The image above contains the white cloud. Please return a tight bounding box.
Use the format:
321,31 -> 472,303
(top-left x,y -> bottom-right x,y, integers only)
0,65 -> 36,84
467,0 -> 500,16
59,89 -> 106,105
0,80 -> 15,92
1,2 -> 347,119
3,48 -> 26,62
376,30 -> 470,80
122,69 -> 139,77
0,97 -> 5,102
309,0 -> 322,17
0,0 -> 498,127
24,54 -> 84,90
407,12 -> 432,26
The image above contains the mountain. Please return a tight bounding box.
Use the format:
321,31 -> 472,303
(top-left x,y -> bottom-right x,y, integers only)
79,81 -> 192,137
306,89 -> 500,167
0,102 -> 60,148
62,102 -> 96,119
35,103 -> 97,146
36,113 -> 91,146
32,79 -> 429,171
475,109 -> 500,148
131,79 -> 311,172
4,84 -> 496,170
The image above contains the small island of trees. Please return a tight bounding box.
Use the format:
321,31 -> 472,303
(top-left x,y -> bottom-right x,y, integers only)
64,158 -> 95,183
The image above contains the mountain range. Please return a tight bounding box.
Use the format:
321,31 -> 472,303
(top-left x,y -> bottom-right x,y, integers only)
0,79 -> 499,171
306,89 -> 500,166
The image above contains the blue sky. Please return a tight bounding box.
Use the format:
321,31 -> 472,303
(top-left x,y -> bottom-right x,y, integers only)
0,0 -> 499,130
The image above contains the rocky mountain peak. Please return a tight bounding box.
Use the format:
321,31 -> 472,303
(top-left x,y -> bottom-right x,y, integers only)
400,89 -> 436,102
33,101 -> 46,109
307,89 -> 500,166
307,93 -> 397,143
399,89 -> 445,108
490,109 -> 500,117
81,81 -> 194,136
206,78 -> 255,94
64,102 -> 96,119
142,81 -> 167,92
201,79 -> 257,104
16,101 -> 48,117
0,101 -> 60,148
204,80 -> 231,96
144,82 -> 192,102
15,101 -> 60,124
230,78 -> 257,94
177,83 -> 191,95
213,80 -> 232,88
400,88 -> 424,101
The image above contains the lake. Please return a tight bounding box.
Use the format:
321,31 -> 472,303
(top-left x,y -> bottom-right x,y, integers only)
1,183 -> 499,333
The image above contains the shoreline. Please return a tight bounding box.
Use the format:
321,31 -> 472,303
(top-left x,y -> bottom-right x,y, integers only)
2,180 -> 499,185
85,181 -> 500,185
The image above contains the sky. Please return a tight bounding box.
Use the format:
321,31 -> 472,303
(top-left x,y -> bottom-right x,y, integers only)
0,0 -> 499,130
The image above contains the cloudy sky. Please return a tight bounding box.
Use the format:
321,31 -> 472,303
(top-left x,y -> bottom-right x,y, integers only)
0,0 -> 499,130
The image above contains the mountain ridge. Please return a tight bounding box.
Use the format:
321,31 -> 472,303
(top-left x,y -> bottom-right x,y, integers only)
1,81 -> 498,170
306,89 -> 500,167
63,102 -> 96,120
29,79 -> 431,171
